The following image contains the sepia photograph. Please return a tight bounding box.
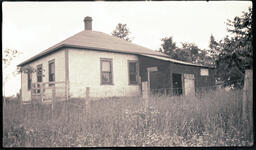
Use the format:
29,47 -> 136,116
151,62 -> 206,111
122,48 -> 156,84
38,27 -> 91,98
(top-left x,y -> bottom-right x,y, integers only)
2,1 -> 253,147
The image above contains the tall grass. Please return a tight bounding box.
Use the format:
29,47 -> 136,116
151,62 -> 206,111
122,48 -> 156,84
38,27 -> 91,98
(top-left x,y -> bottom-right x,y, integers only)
3,89 -> 253,147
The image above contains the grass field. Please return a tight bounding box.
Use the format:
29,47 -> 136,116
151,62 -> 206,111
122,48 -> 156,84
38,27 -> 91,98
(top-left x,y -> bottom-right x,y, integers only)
2,89 -> 253,147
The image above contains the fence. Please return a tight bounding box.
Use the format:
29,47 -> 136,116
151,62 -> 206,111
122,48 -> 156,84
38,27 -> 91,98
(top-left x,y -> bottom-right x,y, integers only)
22,74 -> 252,120
149,77 -> 250,97
31,81 -> 67,104
150,85 -> 217,97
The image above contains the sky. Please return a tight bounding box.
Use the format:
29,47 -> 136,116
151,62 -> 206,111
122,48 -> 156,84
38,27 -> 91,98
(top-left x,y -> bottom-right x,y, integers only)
2,1 -> 252,96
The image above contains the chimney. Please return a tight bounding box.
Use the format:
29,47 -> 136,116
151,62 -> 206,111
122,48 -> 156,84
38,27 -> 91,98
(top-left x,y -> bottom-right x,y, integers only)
84,16 -> 92,30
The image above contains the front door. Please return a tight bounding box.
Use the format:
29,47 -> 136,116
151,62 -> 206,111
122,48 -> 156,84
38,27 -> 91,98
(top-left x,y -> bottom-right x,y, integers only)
184,74 -> 195,96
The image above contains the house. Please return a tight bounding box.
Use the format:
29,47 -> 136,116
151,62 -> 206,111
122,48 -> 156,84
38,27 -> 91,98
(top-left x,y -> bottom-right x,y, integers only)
18,16 -> 215,103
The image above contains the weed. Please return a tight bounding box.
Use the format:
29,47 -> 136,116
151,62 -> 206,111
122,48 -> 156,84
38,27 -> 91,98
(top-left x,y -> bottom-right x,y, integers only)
2,89 -> 253,147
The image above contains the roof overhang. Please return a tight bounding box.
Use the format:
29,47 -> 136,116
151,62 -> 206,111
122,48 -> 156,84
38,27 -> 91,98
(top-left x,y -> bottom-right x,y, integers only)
140,54 -> 216,69
17,44 -> 169,67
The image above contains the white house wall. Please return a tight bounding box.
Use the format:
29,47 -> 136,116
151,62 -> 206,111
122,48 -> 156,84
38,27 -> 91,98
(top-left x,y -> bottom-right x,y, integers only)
68,48 -> 140,98
21,50 -> 66,101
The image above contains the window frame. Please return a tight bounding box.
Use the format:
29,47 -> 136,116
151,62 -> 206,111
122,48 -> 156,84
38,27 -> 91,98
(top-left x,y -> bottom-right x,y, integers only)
37,64 -> 43,83
48,59 -> 55,86
128,60 -> 138,85
100,58 -> 113,85
36,64 -> 43,93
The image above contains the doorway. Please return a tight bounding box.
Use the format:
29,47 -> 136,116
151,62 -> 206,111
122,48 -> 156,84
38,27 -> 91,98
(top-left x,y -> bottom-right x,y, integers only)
184,74 -> 195,96
172,73 -> 182,96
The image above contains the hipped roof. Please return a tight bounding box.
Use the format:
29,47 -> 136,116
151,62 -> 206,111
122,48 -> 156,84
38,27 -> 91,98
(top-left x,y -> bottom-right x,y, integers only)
18,30 -> 214,68
18,30 -> 168,66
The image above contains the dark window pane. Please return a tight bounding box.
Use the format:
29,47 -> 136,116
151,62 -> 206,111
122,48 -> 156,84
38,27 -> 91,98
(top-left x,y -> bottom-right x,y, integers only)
49,62 -> 55,74
49,74 -> 55,82
129,62 -> 136,73
101,59 -> 112,84
129,73 -> 136,83
37,84 -> 40,93
102,72 -> 111,83
37,76 -> 42,82
28,72 -> 31,90
49,61 -> 55,82
37,65 -> 43,83
129,62 -> 137,84
37,66 -> 42,75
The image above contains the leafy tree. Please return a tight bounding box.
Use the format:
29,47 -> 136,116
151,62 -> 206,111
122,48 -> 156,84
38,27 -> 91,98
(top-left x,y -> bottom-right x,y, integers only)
208,34 -> 221,62
3,49 -> 22,69
159,37 -> 214,66
3,49 -> 22,104
18,65 -> 37,74
215,7 -> 252,88
226,7 -> 252,68
196,49 -> 215,66
181,42 -> 200,63
159,37 -> 177,58
173,47 -> 192,62
112,23 -> 132,42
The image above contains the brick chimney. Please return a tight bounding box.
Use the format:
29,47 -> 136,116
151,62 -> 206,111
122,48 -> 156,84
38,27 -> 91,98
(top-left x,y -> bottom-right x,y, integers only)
84,16 -> 92,30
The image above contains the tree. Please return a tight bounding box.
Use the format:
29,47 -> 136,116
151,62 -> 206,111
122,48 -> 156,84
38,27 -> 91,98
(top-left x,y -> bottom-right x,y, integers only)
112,23 -> 132,42
3,49 -> 21,69
173,47 -> 192,62
215,36 -> 245,88
159,36 -> 214,66
159,37 -> 177,58
181,42 -> 200,63
215,7 -> 252,88
3,49 -> 22,104
226,7 -> 252,68
208,34 -> 221,62
197,49 -> 215,66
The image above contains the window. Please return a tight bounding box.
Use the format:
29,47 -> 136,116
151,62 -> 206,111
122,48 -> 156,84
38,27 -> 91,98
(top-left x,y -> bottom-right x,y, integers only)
200,69 -> 209,76
128,61 -> 138,84
100,58 -> 113,85
37,64 -> 43,82
49,60 -> 55,86
36,64 -> 43,93
27,72 -> 31,90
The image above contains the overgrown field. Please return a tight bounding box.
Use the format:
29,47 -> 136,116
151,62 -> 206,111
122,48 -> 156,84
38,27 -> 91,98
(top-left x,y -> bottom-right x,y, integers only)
3,89 -> 253,147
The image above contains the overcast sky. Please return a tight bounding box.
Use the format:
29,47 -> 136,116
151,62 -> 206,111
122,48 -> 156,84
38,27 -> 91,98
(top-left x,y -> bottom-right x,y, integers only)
2,1 -> 252,96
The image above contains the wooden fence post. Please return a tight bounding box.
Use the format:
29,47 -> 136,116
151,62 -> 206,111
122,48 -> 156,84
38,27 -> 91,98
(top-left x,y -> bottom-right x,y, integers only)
52,85 -> 56,119
242,69 -> 253,139
65,81 -> 69,101
31,83 -> 33,103
85,87 -> 91,120
40,83 -> 43,102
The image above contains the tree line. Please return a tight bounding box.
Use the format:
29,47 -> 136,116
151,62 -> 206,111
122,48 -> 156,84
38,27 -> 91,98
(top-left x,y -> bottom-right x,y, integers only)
112,7 -> 252,89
